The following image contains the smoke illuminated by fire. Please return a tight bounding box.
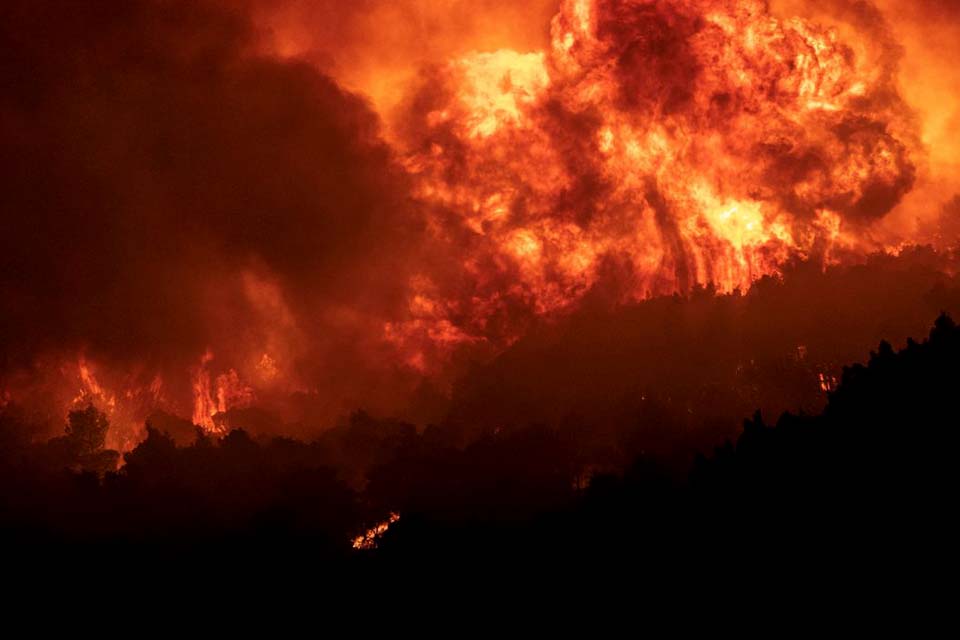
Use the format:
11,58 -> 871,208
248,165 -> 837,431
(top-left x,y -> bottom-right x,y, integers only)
383,0 -> 918,369
1,0 -> 958,446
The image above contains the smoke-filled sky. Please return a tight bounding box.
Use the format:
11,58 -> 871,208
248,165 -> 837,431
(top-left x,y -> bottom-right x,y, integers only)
1,0 -> 435,435
1,0 -> 959,446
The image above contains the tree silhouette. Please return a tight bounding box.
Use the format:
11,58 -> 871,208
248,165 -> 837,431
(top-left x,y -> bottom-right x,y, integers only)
64,404 -> 109,457
40,404 -> 121,475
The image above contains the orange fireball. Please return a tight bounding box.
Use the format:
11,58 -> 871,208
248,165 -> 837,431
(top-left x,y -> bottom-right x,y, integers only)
385,0 -> 919,370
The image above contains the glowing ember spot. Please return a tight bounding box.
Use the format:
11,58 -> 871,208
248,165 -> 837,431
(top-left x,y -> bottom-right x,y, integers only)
819,373 -> 839,393
352,512 -> 400,550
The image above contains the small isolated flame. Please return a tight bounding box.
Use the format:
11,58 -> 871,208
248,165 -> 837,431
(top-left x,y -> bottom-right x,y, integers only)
191,350 -> 255,433
819,372 -> 839,393
352,512 -> 401,550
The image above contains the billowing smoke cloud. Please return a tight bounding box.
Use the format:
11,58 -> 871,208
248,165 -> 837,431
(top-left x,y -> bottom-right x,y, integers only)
0,0 -> 952,448
382,0 -> 921,364
247,0 -> 560,118
774,0 -> 960,238
0,0 -> 430,438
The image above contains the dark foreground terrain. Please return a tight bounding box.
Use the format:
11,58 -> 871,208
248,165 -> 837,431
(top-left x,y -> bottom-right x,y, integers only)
2,314 -> 958,591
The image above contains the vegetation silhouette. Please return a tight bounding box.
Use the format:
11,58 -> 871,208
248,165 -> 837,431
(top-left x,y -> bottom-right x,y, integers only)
2,313 -> 958,578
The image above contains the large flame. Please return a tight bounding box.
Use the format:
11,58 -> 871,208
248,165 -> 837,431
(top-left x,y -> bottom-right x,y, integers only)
191,350 -> 256,433
384,0 -> 918,369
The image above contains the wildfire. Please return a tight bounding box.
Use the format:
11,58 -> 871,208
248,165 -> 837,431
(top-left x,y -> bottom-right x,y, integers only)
0,0 -> 942,447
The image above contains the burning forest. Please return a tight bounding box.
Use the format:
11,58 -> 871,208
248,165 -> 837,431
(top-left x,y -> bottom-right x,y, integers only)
2,0 -> 960,589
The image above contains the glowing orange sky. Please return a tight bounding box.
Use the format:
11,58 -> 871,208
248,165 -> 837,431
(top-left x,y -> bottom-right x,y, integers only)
255,0 -> 960,239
